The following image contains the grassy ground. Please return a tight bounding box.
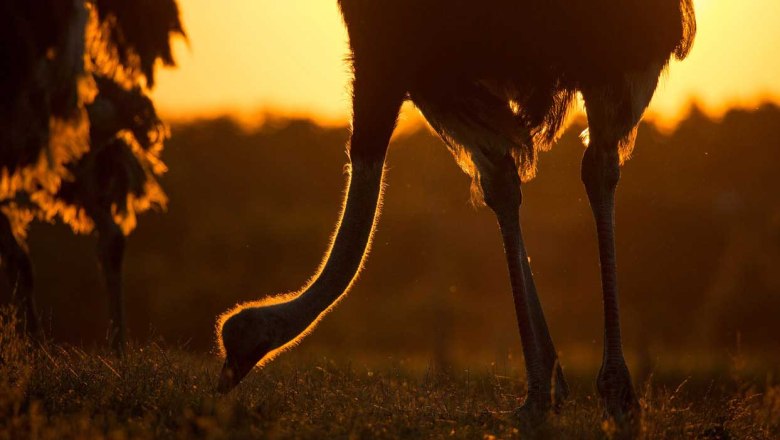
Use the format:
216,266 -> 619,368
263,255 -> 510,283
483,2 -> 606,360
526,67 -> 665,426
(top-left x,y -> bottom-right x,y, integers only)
1,313 -> 778,439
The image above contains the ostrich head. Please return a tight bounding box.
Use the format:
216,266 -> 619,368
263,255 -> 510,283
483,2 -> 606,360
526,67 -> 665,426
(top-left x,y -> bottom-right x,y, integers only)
216,304 -> 292,393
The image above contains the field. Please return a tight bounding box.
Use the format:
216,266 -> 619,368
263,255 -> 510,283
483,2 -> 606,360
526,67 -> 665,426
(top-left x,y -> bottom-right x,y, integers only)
4,109 -> 776,440
1,312 -> 778,440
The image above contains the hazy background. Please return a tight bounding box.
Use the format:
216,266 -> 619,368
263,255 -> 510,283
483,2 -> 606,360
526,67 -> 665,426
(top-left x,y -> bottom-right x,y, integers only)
15,105 -> 780,374
4,1 -> 780,376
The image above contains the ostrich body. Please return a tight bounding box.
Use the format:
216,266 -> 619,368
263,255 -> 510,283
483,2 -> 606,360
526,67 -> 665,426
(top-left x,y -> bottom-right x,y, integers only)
0,0 -> 183,354
218,0 -> 696,424
0,77 -> 169,354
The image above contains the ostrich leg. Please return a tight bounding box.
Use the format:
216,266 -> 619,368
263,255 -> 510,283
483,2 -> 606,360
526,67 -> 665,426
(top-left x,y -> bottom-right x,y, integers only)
480,153 -> 557,418
581,65 -> 664,425
412,83 -> 567,413
89,206 -> 126,356
412,82 -> 567,414
519,244 -> 569,409
0,212 -> 40,339
581,143 -> 639,423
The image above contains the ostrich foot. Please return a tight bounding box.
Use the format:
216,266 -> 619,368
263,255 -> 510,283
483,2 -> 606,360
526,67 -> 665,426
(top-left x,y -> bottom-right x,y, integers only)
18,311 -> 44,347
597,362 -> 641,435
513,393 -> 552,430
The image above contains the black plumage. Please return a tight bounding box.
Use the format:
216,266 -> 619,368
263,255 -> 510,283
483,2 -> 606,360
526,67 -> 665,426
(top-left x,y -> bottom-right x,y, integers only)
0,0 -> 183,352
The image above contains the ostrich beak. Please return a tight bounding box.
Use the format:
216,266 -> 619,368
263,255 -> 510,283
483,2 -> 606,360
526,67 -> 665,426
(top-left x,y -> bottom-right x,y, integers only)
217,358 -> 252,393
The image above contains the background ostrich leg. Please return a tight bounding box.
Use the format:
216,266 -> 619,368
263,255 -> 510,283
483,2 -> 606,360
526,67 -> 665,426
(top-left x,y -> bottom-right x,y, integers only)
0,211 -> 40,339
89,206 -> 127,356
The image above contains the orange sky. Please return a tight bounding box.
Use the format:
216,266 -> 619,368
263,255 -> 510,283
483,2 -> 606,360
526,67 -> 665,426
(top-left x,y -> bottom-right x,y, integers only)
152,0 -> 780,129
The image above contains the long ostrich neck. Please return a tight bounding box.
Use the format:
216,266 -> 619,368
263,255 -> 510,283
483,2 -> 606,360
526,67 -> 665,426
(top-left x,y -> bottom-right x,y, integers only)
284,158 -> 385,335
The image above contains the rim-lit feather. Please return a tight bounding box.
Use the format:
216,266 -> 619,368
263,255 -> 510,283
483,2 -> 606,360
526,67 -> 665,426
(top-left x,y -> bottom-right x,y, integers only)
0,0 -> 182,240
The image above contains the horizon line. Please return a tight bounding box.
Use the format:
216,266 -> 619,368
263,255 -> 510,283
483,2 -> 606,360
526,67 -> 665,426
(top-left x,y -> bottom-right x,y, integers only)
158,96 -> 780,135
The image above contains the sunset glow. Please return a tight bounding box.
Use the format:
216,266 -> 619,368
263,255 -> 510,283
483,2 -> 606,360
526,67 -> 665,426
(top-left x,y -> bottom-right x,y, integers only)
153,0 -> 780,127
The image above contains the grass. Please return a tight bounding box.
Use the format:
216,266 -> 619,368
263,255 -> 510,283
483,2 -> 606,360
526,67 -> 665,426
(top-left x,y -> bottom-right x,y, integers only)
1,310 -> 778,439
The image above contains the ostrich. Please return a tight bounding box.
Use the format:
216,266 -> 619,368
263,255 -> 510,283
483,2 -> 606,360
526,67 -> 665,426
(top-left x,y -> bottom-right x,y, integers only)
217,0 -> 697,425
0,0 -> 183,354
0,76 -> 169,354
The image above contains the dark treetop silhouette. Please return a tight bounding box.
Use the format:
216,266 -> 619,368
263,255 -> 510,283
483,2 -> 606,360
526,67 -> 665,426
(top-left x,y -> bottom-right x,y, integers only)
0,0 -> 184,355
216,0 -> 696,430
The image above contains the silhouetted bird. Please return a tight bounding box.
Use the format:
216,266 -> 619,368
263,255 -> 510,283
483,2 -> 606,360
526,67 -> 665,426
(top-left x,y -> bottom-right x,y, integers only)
218,0 -> 696,432
0,0 -> 184,355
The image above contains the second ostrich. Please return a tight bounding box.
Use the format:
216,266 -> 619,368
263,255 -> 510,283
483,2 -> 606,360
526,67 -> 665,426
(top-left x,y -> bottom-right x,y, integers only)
0,76 -> 168,354
0,0 -> 184,355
